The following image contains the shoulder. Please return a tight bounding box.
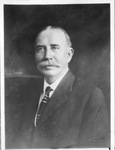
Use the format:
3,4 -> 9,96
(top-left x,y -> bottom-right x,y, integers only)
72,76 -> 106,110
5,75 -> 44,137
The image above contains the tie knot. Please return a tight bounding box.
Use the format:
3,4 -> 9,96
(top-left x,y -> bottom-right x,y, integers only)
45,86 -> 53,96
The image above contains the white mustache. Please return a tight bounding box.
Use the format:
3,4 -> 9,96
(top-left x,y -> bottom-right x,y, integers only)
38,60 -> 60,67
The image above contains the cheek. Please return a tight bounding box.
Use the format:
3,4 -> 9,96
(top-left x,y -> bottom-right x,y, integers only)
55,52 -> 68,64
35,53 -> 43,62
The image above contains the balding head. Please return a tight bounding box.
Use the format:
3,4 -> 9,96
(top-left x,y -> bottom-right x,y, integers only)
35,26 -> 72,47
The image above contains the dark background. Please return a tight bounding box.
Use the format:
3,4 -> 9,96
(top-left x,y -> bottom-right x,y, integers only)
4,4 -> 110,114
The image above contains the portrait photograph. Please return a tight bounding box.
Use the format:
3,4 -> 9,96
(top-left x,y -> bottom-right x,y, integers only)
1,0 -> 114,149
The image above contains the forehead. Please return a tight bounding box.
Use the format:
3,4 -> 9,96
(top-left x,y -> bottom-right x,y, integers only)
36,29 -> 67,45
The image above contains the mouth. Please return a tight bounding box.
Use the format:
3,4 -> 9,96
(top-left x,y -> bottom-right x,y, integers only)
42,65 -> 56,69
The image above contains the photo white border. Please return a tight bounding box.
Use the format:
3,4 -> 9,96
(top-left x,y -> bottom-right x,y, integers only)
1,1 -> 5,150
0,0 -> 114,150
0,0 -> 113,4
110,0 -> 115,150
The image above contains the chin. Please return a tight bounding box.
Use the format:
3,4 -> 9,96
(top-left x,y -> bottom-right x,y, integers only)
40,69 -> 60,78
42,71 -> 57,77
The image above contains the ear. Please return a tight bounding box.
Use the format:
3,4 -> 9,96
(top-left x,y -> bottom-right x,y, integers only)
67,47 -> 74,63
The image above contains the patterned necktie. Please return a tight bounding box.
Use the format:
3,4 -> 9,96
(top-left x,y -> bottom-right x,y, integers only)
35,86 -> 53,127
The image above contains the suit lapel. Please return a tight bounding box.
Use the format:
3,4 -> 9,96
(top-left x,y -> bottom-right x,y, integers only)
39,70 -> 75,124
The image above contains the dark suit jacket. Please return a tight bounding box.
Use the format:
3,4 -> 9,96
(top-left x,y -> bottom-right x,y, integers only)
5,70 -> 110,148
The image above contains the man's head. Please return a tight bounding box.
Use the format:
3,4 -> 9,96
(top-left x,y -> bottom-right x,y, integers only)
35,26 -> 74,84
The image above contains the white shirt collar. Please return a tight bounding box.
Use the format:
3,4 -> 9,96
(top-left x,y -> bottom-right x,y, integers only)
43,68 -> 69,92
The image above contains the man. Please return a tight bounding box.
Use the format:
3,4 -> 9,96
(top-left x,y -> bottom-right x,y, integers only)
5,26 -> 109,148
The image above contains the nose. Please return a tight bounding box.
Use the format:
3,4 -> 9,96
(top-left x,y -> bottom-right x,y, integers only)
44,47 -> 52,60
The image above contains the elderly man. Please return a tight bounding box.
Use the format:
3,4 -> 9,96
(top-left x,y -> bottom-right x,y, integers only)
5,26 -> 109,148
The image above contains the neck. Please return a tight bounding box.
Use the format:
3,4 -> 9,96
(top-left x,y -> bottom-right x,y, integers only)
45,77 -> 57,85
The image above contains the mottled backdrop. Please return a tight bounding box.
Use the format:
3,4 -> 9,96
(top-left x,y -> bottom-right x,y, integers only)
4,4 -> 110,114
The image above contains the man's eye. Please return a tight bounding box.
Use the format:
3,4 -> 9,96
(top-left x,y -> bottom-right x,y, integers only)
51,46 -> 59,50
36,47 -> 45,52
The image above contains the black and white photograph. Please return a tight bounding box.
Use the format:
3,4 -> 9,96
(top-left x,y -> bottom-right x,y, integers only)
2,0 -> 113,149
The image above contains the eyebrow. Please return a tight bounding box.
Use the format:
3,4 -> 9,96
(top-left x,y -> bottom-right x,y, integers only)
36,44 -> 60,47
50,44 -> 60,47
35,45 -> 45,48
